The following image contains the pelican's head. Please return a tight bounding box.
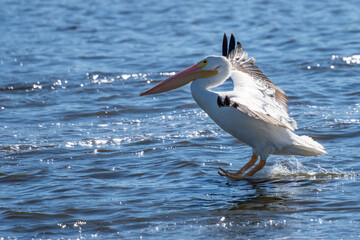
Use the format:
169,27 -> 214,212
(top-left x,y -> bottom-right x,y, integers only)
140,56 -> 230,96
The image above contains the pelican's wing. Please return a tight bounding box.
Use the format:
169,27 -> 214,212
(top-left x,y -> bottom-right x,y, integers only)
222,34 -> 297,131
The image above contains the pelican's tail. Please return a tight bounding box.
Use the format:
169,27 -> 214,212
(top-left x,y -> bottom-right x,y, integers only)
281,132 -> 327,156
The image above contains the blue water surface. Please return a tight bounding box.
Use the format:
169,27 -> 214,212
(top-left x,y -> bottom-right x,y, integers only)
1,0 -> 360,239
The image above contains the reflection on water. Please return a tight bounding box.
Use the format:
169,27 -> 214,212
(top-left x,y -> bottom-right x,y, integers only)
210,174 -> 359,239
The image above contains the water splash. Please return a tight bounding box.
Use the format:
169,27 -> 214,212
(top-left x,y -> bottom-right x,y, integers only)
265,157 -> 357,180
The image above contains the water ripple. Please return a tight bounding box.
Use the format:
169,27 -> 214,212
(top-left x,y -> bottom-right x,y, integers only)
1,0 -> 360,239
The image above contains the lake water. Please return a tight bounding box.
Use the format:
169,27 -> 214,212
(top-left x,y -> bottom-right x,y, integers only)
1,0 -> 360,239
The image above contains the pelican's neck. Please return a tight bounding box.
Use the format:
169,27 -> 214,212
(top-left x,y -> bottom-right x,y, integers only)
190,64 -> 231,111
190,81 -> 213,112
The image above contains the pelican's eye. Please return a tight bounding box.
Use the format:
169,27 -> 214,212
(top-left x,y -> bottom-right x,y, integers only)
198,59 -> 208,68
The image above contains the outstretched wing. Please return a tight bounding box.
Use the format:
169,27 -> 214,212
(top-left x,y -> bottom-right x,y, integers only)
222,33 -> 297,131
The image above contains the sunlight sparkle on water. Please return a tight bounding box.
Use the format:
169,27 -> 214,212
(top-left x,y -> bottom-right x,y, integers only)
342,55 -> 360,64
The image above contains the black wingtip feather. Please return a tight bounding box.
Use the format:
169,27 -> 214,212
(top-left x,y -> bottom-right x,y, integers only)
217,95 -> 224,107
228,33 -> 235,55
222,33 -> 228,57
224,95 -> 231,106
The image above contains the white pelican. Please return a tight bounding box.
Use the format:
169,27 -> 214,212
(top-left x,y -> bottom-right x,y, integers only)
140,34 -> 326,180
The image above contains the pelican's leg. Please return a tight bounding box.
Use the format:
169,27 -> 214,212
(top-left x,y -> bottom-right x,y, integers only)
235,154 -> 258,175
218,168 -> 244,180
218,157 -> 266,181
218,154 -> 257,179
244,159 -> 266,176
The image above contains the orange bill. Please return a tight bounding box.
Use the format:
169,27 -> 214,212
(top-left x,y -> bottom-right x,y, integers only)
140,64 -> 217,96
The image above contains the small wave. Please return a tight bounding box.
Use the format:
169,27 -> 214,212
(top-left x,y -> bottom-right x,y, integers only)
0,79 -> 71,92
64,136 -> 143,148
0,169 -> 48,182
65,139 -> 112,148
1,144 -> 55,152
3,210 -> 71,219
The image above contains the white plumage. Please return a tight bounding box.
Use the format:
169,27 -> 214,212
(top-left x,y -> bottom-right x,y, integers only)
141,33 -> 326,180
